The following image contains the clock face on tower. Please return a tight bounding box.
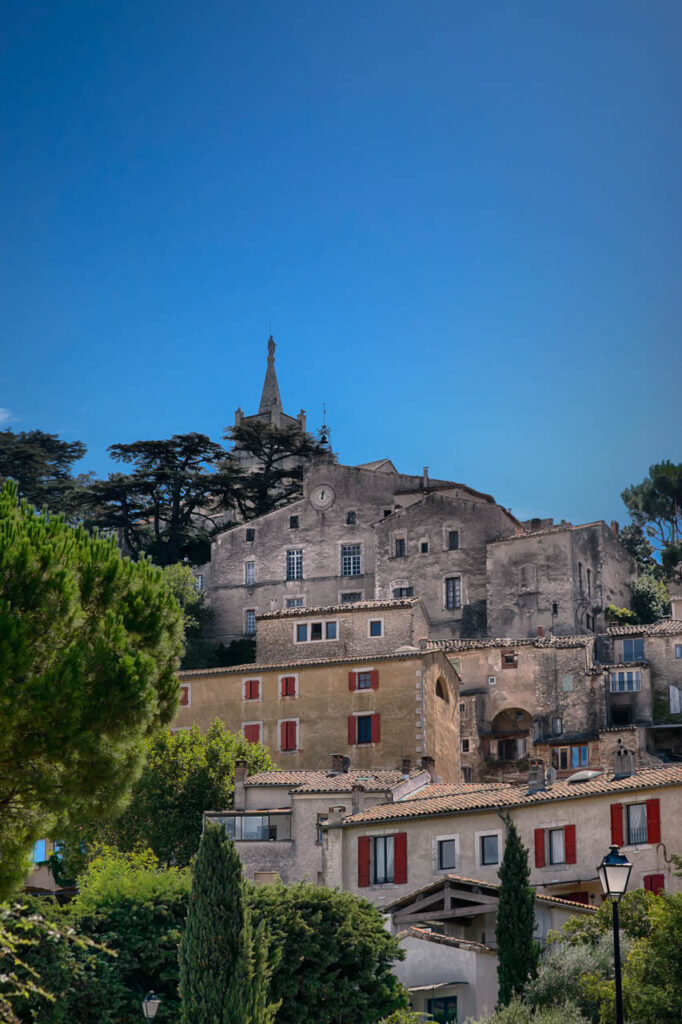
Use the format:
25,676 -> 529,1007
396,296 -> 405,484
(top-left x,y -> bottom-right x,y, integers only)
309,484 -> 335,511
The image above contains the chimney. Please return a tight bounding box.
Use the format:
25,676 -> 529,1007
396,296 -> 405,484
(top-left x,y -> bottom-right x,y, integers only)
420,755 -> 437,782
537,626 -> 544,638
351,782 -> 365,815
234,759 -> 248,810
527,758 -> 546,794
401,756 -> 411,780
423,466 -> 429,490
610,520 -> 619,536
331,753 -> 345,773
327,805 -> 346,824
613,738 -> 634,779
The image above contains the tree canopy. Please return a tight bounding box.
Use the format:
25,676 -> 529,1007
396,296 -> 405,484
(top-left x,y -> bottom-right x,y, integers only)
0,428 -> 88,519
0,481 -> 184,898
495,821 -> 538,1007
622,460 -> 682,580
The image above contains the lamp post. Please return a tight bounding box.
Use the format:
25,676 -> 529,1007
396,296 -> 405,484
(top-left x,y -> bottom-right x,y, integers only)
597,845 -> 632,1024
141,992 -> 160,1020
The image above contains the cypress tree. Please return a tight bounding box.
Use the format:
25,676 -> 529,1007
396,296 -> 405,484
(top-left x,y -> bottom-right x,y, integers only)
495,820 -> 539,1007
178,823 -> 277,1023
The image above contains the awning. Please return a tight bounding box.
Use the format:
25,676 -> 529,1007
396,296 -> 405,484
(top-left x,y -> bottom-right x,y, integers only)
408,981 -> 467,992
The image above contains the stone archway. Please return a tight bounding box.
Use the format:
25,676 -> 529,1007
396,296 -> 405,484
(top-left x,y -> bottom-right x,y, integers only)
490,707 -> 533,761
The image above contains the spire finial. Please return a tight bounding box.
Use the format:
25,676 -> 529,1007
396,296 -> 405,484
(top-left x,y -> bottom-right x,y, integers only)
258,334 -> 283,415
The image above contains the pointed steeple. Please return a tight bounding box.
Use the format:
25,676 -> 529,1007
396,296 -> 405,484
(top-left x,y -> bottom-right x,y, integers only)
258,335 -> 283,415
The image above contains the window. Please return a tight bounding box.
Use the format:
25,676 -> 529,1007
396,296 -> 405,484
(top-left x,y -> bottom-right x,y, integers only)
420,541 -> 429,554
445,576 -> 461,610
549,828 -> 566,865
195,574 -> 204,591
348,712 -> 380,744
245,609 -> 256,635
447,530 -> 459,551
243,678 -> 260,701
519,564 -> 537,593
295,619 -> 338,643
427,996 -> 457,1022
587,567 -> 592,597
480,834 -> 499,866
552,601 -> 559,616
393,586 -> 414,598
289,515 -> 299,529
578,561 -> 583,590
179,683 -> 191,707
296,623 -> 308,642
488,675 -> 496,686
326,621 -> 337,639
676,645 -> 682,659
552,745 -> 588,770
245,528 -> 255,542
243,722 -> 261,744
436,678 -> 449,701
280,720 -> 298,752
627,803 -> 648,845
369,619 -> 383,637
586,613 -> 595,631
609,671 -> 641,692
438,838 -> 457,870
623,637 -> 645,662
341,544 -> 362,576
286,597 -> 303,608
394,537 -> 406,558
461,738 -> 470,753
311,622 -> 322,641
373,836 -> 395,884
383,508 -> 392,517
286,549 -> 303,581
245,561 -> 255,585
341,591 -> 362,603
346,510 -> 356,525
348,670 -> 378,691
280,675 -> 297,697
562,674 -> 574,692
551,716 -> 563,736
502,649 -> 517,669
32,839 -> 47,863
220,815 -> 286,841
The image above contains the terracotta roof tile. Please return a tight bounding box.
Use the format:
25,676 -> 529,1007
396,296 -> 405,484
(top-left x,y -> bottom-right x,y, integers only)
178,648 -> 435,678
403,926 -> 496,954
425,635 -> 592,652
607,620 -> 682,637
244,768 -> 428,793
256,598 -> 419,621
342,764 -> 682,825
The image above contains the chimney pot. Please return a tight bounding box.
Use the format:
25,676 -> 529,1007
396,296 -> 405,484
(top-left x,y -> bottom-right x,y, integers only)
610,520 -> 620,535
401,756 -> 411,777
537,626 -> 544,637
331,753 -> 345,773
423,466 -> 429,490
420,755 -> 436,781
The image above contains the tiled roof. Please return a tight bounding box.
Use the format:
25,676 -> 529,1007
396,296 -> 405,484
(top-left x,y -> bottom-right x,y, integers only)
342,764 -> 682,826
403,926 -> 495,955
607,620 -> 682,637
401,782 -> 511,801
426,635 -> 592,652
385,874 -> 596,913
489,520 -> 610,544
178,648 -> 434,678
244,768 -> 428,793
256,598 -> 419,621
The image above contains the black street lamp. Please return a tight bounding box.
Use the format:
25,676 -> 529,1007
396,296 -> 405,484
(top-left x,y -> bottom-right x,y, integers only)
141,992 -> 161,1020
597,845 -> 632,1024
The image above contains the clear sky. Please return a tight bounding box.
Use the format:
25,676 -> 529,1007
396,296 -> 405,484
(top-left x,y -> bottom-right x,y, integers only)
1,0 -> 680,526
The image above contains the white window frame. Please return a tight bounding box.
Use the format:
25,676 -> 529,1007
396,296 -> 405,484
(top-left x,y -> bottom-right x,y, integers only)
242,676 -> 263,702
293,619 -> 339,644
475,829 -> 503,868
286,548 -> 303,581
277,716 -> 300,753
241,720 -> 263,743
195,573 -> 204,591
245,560 -> 256,585
433,833 -> 460,873
279,673 -> 299,699
488,676 -> 496,686
352,709 -> 376,745
609,670 -> 642,693
285,596 -> 304,609
368,618 -> 384,638
340,543 -> 362,577
179,682 -> 192,707
444,575 -> 462,611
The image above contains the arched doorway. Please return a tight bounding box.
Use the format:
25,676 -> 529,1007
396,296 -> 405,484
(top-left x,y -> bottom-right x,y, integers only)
490,707 -> 533,761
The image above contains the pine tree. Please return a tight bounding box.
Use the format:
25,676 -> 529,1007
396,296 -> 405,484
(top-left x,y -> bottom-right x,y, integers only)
178,824 -> 277,1024
496,820 -> 539,1007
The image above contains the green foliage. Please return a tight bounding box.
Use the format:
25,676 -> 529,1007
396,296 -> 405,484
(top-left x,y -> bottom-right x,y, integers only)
0,482 -> 184,899
630,574 -> 671,624
249,881 -> 408,1024
556,889 -> 655,947
495,822 -> 538,1007
622,892 -> 682,1024
618,524 -> 661,579
225,421 -> 328,520
0,428 -> 88,519
85,433 -> 234,565
179,824 -> 278,1024
604,604 -> 637,625
622,460 -> 682,579
468,995 -> 590,1024
161,563 -> 215,669
376,1012 -> 425,1024
526,932 -> 631,1023
59,721 -> 276,873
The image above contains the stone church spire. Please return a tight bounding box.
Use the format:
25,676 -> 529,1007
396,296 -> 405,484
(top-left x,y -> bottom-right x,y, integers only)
258,335 -> 283,415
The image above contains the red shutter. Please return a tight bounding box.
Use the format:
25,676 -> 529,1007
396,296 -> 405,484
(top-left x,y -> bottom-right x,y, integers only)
246,679 -> 259,700
281,676 -> 296,697
645,873 -> 665,894
393,833 -> 408,884
646,799 -> 661,844
534,829 -> 546,868
179,685 -> 189,706
369,670 -> 379,690
280,721 -> 288,750
286,721 -> 297,750
358,836 -> 371,887
610,804 -> 624,847
348,672 -> 356,691
371,713 -> 381,744
348,715 -> 356,745
565,824 -> 577,864
243,724 -> 260,744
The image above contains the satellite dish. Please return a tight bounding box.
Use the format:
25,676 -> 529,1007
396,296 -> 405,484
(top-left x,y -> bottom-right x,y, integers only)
567,769 -> 603,784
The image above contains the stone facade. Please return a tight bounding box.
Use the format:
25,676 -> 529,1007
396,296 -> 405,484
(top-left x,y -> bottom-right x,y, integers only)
174,646 -> 461,781
486,522 -> 636,638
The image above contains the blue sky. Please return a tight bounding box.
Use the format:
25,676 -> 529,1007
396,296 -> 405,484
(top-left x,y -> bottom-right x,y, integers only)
1,0 -> 680,525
